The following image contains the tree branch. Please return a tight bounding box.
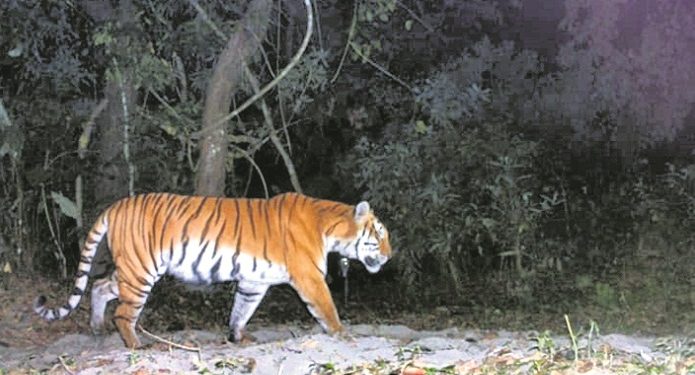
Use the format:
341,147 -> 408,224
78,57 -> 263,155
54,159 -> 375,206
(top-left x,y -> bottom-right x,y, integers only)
243,64 -> 303,193
209,0 -> 314,132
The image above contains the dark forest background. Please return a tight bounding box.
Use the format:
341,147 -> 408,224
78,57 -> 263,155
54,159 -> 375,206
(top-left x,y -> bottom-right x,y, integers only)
1,0 -> 694,333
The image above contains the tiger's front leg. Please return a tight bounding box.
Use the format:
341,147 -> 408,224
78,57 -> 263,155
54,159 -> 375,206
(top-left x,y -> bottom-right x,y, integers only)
228,281 -> 270,344
291,274 -> 344,336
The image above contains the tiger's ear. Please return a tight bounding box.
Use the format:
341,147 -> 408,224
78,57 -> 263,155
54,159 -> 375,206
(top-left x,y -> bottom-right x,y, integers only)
355,201 -> 370,220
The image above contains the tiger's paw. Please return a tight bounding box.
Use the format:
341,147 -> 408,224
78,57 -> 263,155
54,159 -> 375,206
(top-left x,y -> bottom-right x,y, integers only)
227,331 -> 257,346
331,328 -> 356,342
90,321 -> 108,336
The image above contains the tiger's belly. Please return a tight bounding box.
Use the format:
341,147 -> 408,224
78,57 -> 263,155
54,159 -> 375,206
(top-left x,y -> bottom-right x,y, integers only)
166,245 -> 290,285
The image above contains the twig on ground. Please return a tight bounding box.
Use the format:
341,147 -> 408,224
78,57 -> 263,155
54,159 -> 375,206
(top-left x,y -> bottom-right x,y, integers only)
137,324 -> 202,354
57,355 -> 76,375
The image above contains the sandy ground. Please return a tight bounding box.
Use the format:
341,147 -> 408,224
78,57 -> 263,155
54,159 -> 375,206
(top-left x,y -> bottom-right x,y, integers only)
0,323 -> 677,374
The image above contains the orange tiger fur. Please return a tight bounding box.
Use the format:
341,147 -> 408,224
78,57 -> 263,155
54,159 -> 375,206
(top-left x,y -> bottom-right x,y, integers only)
34,192 -> 392,348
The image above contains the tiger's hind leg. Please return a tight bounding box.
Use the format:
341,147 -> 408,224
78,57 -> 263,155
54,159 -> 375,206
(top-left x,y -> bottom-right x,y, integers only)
228,281 -> 270,344
90,271 -> 119,334
113,272 -> 159,349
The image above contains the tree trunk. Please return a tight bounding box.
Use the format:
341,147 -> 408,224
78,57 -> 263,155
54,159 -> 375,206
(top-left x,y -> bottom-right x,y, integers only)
82,0 -> 137,276
195,0 -> 273,197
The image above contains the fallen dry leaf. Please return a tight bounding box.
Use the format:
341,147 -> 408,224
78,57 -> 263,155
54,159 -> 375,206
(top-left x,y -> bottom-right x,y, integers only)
131,367 -> 151,375
454,359 -> 481,373
300,338 -> 319,349
401,365 -> 426,375
576,359 -> 594,373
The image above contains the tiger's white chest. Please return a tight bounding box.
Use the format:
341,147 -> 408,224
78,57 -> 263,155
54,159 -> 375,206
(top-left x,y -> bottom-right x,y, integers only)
166,244 -> 290,285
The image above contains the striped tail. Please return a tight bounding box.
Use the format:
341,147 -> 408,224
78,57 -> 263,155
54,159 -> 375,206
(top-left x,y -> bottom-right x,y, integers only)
34,212 -> 109,321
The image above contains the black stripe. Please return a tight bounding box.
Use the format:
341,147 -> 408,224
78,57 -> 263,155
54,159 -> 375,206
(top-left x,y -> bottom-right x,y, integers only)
180,199 -> 205,242
213,197 -> 224,225
262,235 -> 270,267
91,225 -> 104,236
75,270 -> 89,278
247,199 -> 256,239
231,226 -> 243,277
149,193 -> 167,250
138,197 -> 158,276
137,197 -> 150,268
148,248 -> 160,277
105,201 -> 121,251
178,198 -> 203,267
192,240 -> 210,280
191,197 -> 209,220
233,200 -> 241,235
175,195 -> 193,215
139,194 -> 151,240
120,279 -> 148,299
210,256 -> 223,282
263,202 -> 272,231
136,273 -> 153,288
148,194 -> 166,267
319,203 -> 341,213
128,196 -> 142,265
277,194 -> 287,225
325,221 -> 341,236
200,210 -> 214,241
237,289 -> 261,297
132,194 -> 144,240
213,219 -> 226,254
137,249 -> 158,281
287,231 -> 297,248
121,300 -> 145,309
290,193 -> 299,213
158,196 -> 178,256
71,287 -> 84,296
177,236 -> 189,267
252,256 -> 257,272
311,258 -> 324,276
354,226 -> 368,259
168,238 -> 175,263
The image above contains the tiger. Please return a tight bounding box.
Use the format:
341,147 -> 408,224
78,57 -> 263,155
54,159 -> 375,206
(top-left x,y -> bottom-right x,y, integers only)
34,192 -> 392,348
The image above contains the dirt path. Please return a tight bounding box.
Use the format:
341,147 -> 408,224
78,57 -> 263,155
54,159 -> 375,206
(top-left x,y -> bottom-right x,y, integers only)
2,324 -> 692,374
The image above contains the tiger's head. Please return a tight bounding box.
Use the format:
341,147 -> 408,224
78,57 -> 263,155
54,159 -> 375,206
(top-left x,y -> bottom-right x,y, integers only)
329,201 -> 392,273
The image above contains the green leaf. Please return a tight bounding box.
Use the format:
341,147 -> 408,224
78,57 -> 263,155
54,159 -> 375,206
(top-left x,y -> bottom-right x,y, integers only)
405,19 -> 413,31
51,191 -> 79,220
414,120 -> 428,134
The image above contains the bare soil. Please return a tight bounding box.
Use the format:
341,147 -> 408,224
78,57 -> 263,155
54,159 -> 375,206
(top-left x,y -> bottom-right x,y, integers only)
1,274 -> 693,374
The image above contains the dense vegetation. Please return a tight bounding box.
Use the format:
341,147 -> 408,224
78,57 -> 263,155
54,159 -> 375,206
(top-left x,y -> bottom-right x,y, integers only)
1,0 -> 694,333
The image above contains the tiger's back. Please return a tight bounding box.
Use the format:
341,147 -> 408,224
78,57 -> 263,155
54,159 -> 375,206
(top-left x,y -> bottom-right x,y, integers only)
34,192 -> 392,348
109,193 -> 295,286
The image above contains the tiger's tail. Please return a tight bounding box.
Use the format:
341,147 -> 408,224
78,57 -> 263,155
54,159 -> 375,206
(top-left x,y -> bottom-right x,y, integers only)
34,211 -> 109,321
